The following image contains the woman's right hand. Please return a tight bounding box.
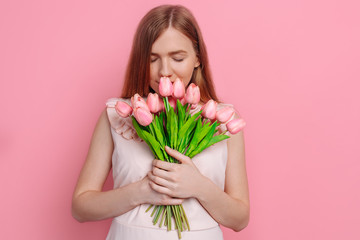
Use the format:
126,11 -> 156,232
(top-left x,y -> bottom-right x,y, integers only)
138,175 -> 184,206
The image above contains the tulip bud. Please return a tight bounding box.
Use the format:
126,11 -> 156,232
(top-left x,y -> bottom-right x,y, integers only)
173,78 -> 185,99
226,118 -> 246,134
216,106 -> 234,123
134,107 -> 153,126
159,77 -> 173,97
179,97 -> 187,106
131,93 -> 149,111
159,98 -> 165,111
185,83 -> 200,105
147,93 -> 162,113
191,104 -> 198,109
201,100 -> 217,120
115,101 -> 133,118
168,97 -> 177,110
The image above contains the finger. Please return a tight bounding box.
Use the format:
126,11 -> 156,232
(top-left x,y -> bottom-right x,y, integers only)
153,159 -> 175,171
149,180 -> 172,196
147,171 -> 174,189
161,196 -> 184,205
165,146 -> 192,164
152,166 -> 175,182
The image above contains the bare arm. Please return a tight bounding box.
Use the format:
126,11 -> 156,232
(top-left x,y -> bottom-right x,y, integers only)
195,131 -> 250,231
71,109 -> 183,222
148,131 -> 250,231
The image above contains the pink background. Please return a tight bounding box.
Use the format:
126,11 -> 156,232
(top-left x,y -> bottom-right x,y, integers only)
1,0 -> 359,239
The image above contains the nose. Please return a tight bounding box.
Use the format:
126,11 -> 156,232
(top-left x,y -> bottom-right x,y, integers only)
159,60 -> 173,79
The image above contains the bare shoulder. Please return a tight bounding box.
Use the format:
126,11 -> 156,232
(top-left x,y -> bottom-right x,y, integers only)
88,107 -> 113,163
73,108 -> 114,197
97,107 -> 111,132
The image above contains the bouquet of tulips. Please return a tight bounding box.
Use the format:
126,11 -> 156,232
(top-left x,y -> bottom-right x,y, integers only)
114,77 -> 245,238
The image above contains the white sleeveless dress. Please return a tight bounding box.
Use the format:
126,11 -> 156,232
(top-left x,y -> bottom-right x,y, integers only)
105,98 -> 233,240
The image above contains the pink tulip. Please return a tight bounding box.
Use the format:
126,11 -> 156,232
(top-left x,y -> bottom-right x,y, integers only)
134,107 -> 153,126
201,100 -> 217,120
147,93 -> 162,113
216,106 -> 234,123
185,83 -> 200,105
115,101 -> 133,118
172,78 -> 185,99
131,93 -> 149,111
226,118 -> 246,134
191,103 -> 198,109
159,77 -> 173,97
180,97 -> 187,106
159,98 -> 165,111
168,96 -> 177,110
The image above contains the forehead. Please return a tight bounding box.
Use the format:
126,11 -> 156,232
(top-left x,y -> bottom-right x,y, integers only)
151,27 -> 195,54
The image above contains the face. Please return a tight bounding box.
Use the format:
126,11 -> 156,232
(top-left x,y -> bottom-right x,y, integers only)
149,27 -> 200,94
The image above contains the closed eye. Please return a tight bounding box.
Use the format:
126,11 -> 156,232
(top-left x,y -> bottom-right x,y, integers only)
173,58 -> 184,62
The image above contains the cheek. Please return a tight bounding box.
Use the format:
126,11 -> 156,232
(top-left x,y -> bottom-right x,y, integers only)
149,65 -> 159,92
149,80 -> 159,93
175,63 -> 195,84
150,64 -> 157,77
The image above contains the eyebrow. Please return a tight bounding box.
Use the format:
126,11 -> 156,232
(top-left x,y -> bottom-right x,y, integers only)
151,50 -> 188,56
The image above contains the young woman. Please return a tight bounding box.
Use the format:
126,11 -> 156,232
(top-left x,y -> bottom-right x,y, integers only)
72,5 -> 249,240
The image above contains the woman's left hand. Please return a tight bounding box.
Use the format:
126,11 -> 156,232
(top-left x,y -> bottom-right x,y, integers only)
148,146 -> 207,199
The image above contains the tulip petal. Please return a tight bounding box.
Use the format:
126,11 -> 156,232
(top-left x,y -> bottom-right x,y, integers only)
201,100 -> 217,120
115,101 -> 133,118
147,93 -> 161,113
134,107 -> 153,126
185,83 -> 200,105
226,118 -> 246,134
216,106 -> 234,123
159,77 -> 173,97
173,78 -> 185,99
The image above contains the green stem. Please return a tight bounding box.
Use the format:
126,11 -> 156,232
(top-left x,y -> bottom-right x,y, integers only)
145,204 -> 153,212
167,205 -> 171,231
159,207 -> 167,228
180,204 -> 190,231
151,205 -> 158,217
153,205 -> 164,224
171,205 -> 182,232
178,205 -> 186,231
164,97 -> 170,112
176,206 -> 183,231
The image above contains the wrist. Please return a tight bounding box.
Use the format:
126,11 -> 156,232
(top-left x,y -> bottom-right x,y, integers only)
127,180 -> 145,207
194,175 -> 213,201
133,178 -> 149,205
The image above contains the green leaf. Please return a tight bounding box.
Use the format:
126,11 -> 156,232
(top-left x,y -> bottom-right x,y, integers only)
196,121 -> 212,142
206,134 -> 230,148
170,107 -> 178,149
142,131 -> 165,160
188,123 -> 217,158
152,116 -> 165,146
132,117 -> 160,157
166,109 -> 173,148
178,111 -> 202,140
164,97 -> 170,113
183,127 -> 196,152
184,118 -> 202,154
132,116 -> 148,141
177,99 -> 185,129
158,112 -> 169,145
